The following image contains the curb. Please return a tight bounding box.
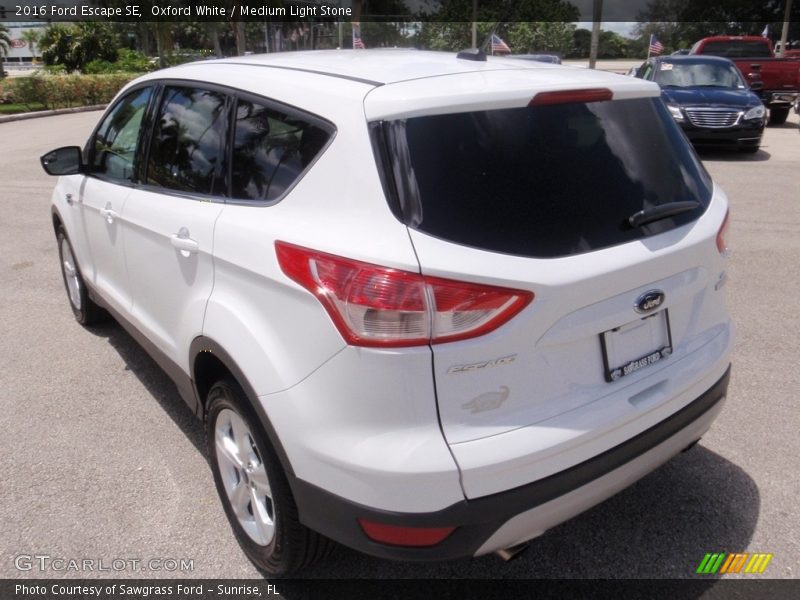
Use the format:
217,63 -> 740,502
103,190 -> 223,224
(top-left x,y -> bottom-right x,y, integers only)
0,104 -> 106,124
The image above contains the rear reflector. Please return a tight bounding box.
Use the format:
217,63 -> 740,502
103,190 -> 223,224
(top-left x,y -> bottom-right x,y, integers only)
358,519 -> 456,547
275,242 -> 533,347
716,209 -> 730,255
530,88 -> 613,106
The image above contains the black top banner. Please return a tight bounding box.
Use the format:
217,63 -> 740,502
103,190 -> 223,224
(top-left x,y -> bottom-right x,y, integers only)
1,0 -> 799,23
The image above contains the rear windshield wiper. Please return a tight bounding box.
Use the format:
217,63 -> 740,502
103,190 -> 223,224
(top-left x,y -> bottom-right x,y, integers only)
628,200 -> 701,228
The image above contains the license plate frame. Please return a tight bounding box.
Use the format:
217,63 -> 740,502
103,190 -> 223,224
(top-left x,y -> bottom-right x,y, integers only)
600,309 -> 673,383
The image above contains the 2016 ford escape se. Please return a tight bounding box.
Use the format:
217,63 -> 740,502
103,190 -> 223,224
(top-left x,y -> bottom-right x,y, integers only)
41,49 -> 733,575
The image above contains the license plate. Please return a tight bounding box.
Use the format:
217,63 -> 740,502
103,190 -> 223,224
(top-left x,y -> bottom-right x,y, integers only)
600,310 -> 673,382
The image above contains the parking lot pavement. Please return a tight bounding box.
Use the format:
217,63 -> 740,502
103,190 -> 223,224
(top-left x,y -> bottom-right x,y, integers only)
1,110 -> 798,580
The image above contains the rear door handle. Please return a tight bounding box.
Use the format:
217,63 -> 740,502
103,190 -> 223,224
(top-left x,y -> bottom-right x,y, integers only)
170,227 -> 199,255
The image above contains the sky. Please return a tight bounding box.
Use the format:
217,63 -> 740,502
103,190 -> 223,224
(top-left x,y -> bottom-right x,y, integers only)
576,22 -> 639,38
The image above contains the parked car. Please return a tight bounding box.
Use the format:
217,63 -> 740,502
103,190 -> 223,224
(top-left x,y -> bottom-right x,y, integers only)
41,49 -> 733,575
636,55 -> 766,152
690,35 -> 800,124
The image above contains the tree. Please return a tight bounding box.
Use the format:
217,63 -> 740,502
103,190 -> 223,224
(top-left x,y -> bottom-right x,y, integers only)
71,22 -> 118,68
598,30 -> 631,58
39,23 -> 118,73
569,27 -> 591,58
633,0 -> 800,50
1,23 -> 11,77
415,0 -> 579,52
39,24 -> 76,71
507,22 -> 575,55
21,29 -> 42,60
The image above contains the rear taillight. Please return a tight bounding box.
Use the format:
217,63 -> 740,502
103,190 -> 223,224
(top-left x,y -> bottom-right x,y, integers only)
275,242 -> 533,347
716,209 -> 730,255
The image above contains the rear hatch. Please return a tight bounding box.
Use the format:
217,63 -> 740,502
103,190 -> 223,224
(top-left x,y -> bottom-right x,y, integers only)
366,69 -> 729,448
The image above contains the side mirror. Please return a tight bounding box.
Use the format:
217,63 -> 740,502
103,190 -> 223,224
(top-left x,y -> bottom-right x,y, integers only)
749,80 -> 764,93
40,146 -> 85,176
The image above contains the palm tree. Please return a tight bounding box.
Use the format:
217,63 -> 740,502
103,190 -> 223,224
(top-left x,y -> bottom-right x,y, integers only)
1,23 -> 12,78
21,29 -> 42,62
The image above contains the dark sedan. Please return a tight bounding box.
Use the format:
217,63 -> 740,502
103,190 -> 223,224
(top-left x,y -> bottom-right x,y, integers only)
636,55 -> 766,152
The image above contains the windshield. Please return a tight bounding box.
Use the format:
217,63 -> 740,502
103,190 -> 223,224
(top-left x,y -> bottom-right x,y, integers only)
654,62 -> 746,88
373,97 -> 712,259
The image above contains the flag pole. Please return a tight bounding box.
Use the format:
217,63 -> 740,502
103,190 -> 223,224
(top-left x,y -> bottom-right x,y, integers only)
646,34 -> 652,60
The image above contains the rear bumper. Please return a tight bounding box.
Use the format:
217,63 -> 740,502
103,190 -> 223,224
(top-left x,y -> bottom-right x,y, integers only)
290,365 -> 730,561
763,91 -> 799,107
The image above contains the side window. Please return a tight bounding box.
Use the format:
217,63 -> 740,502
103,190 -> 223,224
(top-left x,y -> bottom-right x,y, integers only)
92,86 -> 153,183
231,98 -> 331,202
146,86 -> 227,196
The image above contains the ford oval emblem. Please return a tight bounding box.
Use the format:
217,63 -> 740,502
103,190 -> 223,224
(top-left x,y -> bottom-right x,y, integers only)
635,290 -> 665,314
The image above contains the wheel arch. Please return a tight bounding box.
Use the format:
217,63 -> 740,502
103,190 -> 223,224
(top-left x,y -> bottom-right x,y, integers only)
51,206 -> 64,235
190,336 -> 296,477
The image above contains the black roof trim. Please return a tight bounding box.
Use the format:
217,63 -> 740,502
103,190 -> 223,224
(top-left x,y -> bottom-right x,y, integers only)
181,60 -> 385,87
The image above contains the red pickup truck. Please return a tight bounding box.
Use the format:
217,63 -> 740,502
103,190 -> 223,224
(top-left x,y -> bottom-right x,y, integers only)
690,36 -> 800,124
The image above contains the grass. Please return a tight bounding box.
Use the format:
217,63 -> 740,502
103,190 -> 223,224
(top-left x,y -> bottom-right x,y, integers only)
0,102 -> 47,115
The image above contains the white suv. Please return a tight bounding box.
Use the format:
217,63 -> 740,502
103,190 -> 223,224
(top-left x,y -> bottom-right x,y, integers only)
42,49 -> 733,575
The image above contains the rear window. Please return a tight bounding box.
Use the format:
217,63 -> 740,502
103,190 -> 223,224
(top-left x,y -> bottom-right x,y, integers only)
699,40 -> 772,58
374,97 -> 712,258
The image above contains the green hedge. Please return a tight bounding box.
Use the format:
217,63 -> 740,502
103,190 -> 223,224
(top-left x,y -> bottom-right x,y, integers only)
0,73 -> 138,111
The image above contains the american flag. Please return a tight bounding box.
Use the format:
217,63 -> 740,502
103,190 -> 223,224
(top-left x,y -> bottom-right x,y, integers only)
490,34 -> 511,55
649,34 -> 664,55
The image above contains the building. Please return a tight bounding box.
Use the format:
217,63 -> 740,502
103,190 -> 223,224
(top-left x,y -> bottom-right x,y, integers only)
2,23 -> 47,67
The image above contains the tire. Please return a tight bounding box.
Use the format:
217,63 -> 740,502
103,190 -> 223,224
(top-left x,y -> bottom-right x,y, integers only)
741,145 -> 760,154
206,378 -> 334,576
768,106 -> 790,125
56,226 -> 106,325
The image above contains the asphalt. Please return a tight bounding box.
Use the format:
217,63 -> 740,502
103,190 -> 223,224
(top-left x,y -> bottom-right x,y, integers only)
1,108 -> 798,583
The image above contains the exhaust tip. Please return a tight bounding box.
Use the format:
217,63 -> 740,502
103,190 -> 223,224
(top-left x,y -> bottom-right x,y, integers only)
495,542 -> 530,562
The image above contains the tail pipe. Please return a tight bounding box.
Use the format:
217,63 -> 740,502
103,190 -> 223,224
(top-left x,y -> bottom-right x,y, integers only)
495,542 -> 530,562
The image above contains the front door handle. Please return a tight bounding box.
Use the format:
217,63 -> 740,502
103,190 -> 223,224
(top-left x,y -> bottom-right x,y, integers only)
100,204 -> 118,224
170,227 -> 199,255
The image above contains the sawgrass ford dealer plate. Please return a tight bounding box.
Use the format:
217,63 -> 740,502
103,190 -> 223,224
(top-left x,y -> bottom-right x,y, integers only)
600,310 -> 673,382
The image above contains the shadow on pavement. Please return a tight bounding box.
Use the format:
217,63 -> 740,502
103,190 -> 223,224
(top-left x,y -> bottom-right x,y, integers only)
85,319 -> 206,457
696,147 -> 771,162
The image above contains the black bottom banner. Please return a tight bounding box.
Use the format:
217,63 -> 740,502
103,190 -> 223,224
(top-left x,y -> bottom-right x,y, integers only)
2,579 -> 799,600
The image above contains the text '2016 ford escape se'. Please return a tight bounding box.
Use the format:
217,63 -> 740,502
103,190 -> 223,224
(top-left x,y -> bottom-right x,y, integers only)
41,49 -> 733,575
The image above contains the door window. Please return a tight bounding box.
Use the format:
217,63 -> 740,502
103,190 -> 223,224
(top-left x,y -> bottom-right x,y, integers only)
231,99 -> 331,202
146,86 -> 228,196
91,86 -> 154,183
